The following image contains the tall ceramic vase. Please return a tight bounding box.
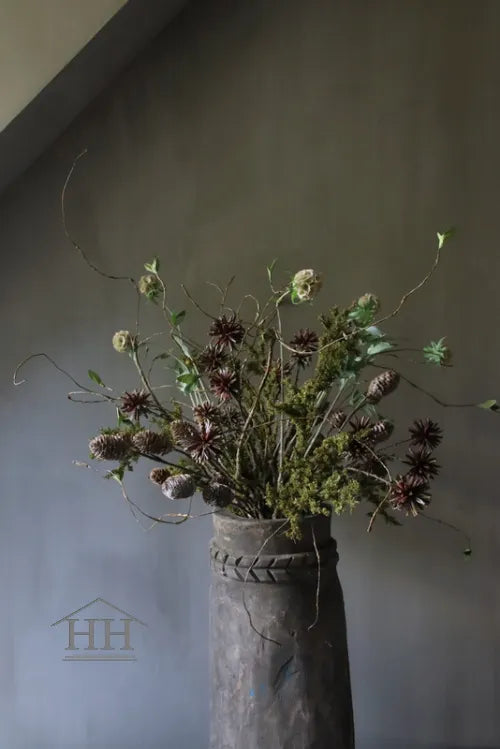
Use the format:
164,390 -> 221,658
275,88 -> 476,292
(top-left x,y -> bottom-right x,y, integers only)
209,511 -> 355,749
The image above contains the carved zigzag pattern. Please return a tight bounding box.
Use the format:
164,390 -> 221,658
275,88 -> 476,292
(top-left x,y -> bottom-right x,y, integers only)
210,539 -> 338,583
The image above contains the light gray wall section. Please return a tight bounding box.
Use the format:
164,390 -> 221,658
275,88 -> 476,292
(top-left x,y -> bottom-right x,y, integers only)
0,1 -> 499,747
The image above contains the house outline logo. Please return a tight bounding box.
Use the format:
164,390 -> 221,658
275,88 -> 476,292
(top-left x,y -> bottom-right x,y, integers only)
51,597 -> 147,662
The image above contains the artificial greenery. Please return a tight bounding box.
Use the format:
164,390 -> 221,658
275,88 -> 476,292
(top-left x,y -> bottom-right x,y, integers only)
13,157 -> 498,542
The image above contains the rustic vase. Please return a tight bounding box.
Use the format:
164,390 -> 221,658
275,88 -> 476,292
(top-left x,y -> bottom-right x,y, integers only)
209,511 -> 355,749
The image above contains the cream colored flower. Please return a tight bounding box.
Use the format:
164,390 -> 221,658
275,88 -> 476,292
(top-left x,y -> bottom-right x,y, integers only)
138,274 -> 162,299
292,269 -> 323,302
112,330 -> 134,354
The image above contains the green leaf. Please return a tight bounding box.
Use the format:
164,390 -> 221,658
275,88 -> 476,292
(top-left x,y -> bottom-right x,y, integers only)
144,256 -> 159,273
116,408 -> 134,427
463,547 -> 472,557
88,369 -> 106,387
176,372 -> 200,394
171,310 -> 186,326
477,399 -> 500,412
367,341 -> 394,357
107,466 -> 125,483
437,227 -> 455,250
290,288 -> 301,305
423,337 -> 452,366
172,334 -> 192,359
364,326 -> 385,339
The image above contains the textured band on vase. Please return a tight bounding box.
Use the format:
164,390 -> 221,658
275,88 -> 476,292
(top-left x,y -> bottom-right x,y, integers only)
210,537 -> 339,583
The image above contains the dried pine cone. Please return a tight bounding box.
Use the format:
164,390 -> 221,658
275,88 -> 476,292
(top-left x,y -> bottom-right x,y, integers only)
171,420 -> 197,449
149,467 -> 172,485
161,474 -> 196,500
89,433 -> 132,461
329,410 -> 347,430
366,370 -> 400,403
390,474 -> 430,516
209,314 -> 245,349
349,415 -> 372,435
409,418 -> 443,450
403,446 -> 440,480
370,420 -> 394,443
202,482 -> 233,508
132,430 -> 172,455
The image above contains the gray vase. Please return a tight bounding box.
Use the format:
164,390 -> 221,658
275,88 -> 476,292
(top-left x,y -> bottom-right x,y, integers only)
209,511 -> 355,749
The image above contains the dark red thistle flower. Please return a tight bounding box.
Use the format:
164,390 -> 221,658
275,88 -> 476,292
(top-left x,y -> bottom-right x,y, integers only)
120,389 -> 152,419
209,314 -> 245,349
390,474 -> 430,516
409,418 -> 443,450
210,368 -> 239,401
403,446 -> 441,480
196,344 -> 227,373
193,401 -> 220,424
185,421 -> 221,462
289,328 -> 319,367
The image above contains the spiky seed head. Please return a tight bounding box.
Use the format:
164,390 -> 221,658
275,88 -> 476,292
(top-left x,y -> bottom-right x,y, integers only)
390,474 -> 430,516
202,482 -> 233,508
366,370 -> 400,403
149,467 -> 172,485
89,433 -> 132,461
132,430 -> 172,455
161,474 -> 196,500
120,389 -> 152,419
193,401 -> 219,424
403,446 -> 441,480
289,328 -> 319,366
408,418 -> 443,450
209,315 -> 245,349
196,345 -> 227,373
209,368 -> 238,401
112,330 -> 135,354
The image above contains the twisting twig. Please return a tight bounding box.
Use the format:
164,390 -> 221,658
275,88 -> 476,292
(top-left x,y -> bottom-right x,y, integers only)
367,488 -> 392,533
242,518 -> 290,646
13,352 -> 118,403
308,526 -> 321,631
61,150 -> 137,287
235,344 -> 274,480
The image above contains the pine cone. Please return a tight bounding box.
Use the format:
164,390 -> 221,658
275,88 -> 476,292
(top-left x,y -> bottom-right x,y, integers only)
366,370 -> 400,403
132,429 -> 172,455
89,433 -> 132,461
161,474 -> 196,500
329,410 -> 347,430
170,420 -> 197,448
149,467 -> 172,485
370,420 -> 394,443
202,482 -> 233,508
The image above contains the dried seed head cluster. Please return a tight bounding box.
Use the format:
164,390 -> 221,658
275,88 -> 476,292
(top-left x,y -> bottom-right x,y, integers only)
65,228 -> 490,540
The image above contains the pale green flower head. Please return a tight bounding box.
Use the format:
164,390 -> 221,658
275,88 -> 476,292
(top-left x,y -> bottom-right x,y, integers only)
112,330 -> 134,354
291,268 -> 322,303
138,273 -> 162,300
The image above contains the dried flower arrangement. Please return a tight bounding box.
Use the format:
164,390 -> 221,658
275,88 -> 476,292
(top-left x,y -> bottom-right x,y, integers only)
14,155 -> 498,544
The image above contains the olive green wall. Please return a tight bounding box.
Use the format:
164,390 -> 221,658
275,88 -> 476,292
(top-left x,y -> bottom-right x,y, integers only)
0,1 -> 498,747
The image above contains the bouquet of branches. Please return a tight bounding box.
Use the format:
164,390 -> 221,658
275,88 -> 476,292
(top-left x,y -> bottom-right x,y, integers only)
14,170 -> 497,542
